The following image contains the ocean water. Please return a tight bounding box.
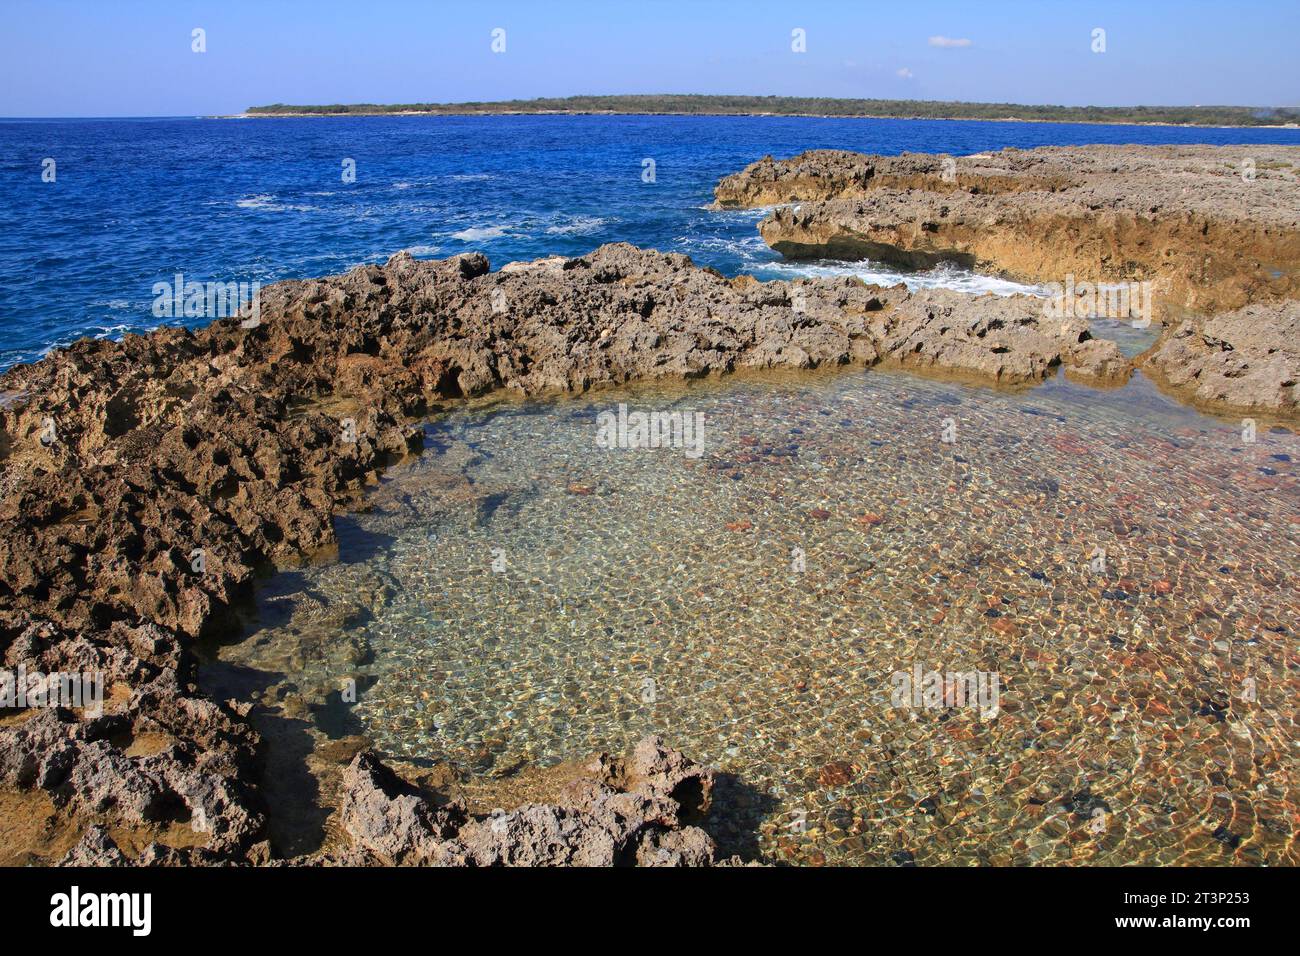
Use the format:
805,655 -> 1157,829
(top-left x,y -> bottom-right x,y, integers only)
3,114 -> 1300,368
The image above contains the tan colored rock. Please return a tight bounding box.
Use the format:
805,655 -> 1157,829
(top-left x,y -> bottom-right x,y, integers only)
1140,299 -> 1299,416
717,145 -> 1300,319
713,148 -> 1071,207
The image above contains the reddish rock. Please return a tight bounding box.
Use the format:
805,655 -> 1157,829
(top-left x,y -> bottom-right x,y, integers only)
817,761 -> 855,787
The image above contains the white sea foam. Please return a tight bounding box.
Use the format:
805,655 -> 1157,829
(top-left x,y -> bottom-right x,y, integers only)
675,233 -> 772,264
755,258 -> 1050,297
235,194 -> 318,213
450,225 -> 511,242
698,204 -> 782,219
545,215 -> 608,235
38,339 -> 73,358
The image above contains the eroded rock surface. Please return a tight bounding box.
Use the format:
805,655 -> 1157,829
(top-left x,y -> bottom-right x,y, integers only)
5,219 -> 1290,864
717,146 -> 1300,318
4,242 -> 1120,864
333,735 -> 725,866
0,619 -> 267,863
714,148 -> 1075,206
1141,299 -> 1299,416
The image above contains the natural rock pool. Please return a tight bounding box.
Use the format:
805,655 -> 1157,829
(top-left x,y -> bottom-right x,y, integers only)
203,362 -> 1298,865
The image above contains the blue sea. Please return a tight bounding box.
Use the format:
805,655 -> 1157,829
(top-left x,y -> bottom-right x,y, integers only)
3,114 -> 1299,370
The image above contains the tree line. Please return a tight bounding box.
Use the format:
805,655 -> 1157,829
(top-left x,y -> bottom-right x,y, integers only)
245,95 -> 1299,127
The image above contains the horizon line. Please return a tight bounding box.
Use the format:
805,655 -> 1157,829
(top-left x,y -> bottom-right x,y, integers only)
5,93 -> 1300,122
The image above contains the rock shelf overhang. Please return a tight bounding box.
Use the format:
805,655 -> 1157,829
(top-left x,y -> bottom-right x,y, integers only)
714,145 -> 1300,417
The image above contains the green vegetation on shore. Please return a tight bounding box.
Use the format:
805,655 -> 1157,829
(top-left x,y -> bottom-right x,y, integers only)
243,94 -> 1299,126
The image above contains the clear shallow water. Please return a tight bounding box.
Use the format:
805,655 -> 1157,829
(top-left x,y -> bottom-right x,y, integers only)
3,114 -> 1300,367
212,367 -> 1298,865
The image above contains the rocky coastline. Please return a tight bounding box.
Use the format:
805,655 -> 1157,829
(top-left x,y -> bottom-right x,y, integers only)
1,144 -> 1296,867
715,145 -> 1300,417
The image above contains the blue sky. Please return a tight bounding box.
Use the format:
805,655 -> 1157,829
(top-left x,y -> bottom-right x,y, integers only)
1,0 -> 1296,116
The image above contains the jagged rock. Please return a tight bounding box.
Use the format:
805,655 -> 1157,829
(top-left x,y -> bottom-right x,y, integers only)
713,149 -> 1074,207
1141,299 -> 1299,415
0,620 -> 266,861
860,289 -> 1130,386
336,750 -> 465,865
635,826 -> 718,867
60,825 -> 128,867
335,736 -> 722,867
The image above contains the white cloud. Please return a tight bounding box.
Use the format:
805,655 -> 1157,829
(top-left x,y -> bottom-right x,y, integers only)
896,67 -> 914,79
928,35 -> 972,48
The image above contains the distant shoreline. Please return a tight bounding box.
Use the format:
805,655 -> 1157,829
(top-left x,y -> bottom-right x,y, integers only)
233,95 -> 1300,129
221,110 -> 1300,130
